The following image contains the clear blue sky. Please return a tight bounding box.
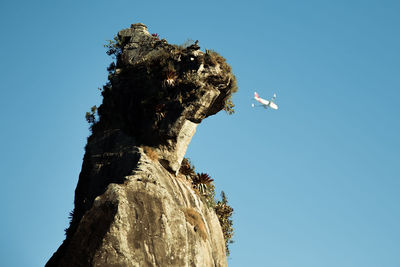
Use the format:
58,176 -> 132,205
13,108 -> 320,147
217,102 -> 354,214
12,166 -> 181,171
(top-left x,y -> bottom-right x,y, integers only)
1,1 -> 399,266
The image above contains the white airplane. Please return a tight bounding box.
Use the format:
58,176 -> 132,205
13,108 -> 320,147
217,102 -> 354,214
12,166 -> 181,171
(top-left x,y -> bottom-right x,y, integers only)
252,92 -> 278,110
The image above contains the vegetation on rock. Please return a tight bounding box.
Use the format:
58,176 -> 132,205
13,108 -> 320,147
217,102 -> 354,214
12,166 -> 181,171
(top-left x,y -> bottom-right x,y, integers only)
215,191 -> 234,256
192,173 -> 214,195
179,158 -> 196,176
86,33 -> 238,139
204,49 -> 237,115
179,157 -> 234,256
104,35 -> 122,59
85,105 -> 98,131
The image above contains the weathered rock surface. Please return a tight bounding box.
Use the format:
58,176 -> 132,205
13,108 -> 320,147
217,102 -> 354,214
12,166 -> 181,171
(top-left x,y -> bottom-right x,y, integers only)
46,23 -> 236,267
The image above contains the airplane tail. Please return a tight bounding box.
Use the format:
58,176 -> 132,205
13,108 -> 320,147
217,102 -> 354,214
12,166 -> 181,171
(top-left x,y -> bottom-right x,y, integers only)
254,92 -> 259,98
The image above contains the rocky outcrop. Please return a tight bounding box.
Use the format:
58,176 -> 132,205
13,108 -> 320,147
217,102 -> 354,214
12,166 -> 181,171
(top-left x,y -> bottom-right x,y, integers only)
46,23 -> 236,267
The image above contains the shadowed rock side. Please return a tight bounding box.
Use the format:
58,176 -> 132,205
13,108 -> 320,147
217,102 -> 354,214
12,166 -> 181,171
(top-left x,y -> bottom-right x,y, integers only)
46,23 -> 236,267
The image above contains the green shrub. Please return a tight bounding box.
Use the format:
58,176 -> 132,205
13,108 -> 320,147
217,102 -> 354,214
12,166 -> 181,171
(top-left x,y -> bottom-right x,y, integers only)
104,35 -> 122,58
215,191 -> 234,256
85,105 -> 98,131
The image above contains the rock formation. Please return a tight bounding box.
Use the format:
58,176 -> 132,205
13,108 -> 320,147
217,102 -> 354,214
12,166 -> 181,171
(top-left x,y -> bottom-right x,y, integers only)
46,23 -> 236,267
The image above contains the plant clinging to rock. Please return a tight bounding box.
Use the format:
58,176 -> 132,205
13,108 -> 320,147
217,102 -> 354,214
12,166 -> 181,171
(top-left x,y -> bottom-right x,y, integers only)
104,35 -> 122,58
85,105 -> 98,131
179,158 -> 195,177
162,65 -> 178,88
215,191 -> 234,256
64,209 -> 75,237
192,173 -> 214,195
204,49 -> 238,114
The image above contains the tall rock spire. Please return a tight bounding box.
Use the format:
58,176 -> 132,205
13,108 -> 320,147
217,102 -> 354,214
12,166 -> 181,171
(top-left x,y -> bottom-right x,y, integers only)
46,23 -> 236,267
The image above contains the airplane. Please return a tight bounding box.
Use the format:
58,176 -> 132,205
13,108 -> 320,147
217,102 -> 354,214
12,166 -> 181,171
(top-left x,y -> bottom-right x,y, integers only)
252,92 -> 278,110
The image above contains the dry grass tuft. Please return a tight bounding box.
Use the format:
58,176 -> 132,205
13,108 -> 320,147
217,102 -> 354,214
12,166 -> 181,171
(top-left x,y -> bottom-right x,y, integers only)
142,146 -> 158,161
184,208 -> 207,241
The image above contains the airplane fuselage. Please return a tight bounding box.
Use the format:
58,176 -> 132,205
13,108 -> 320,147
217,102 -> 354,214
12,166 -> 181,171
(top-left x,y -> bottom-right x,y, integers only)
255,96 -> 270,106
253,92 -> 278,110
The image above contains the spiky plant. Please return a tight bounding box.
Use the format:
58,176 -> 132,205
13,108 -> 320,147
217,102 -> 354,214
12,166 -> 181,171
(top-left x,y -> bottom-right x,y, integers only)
162,68 -> 178,88
192,173 -> 214,195
180,158 -> 195,176
64,209 -> 75,237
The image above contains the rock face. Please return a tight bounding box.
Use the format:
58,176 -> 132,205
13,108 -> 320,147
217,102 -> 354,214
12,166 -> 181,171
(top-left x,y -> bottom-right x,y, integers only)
46,23 -> 237,267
